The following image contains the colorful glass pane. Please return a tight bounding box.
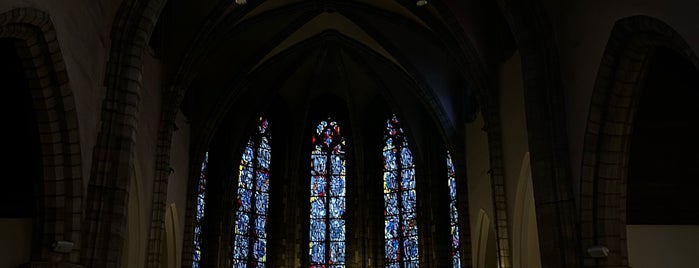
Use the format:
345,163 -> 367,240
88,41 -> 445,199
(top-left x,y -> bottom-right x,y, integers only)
383,114 -> 420,267
192,152 -> 208,268
447,152 -> 461,267
232,117 -> 271,267
309,118 -> 346,267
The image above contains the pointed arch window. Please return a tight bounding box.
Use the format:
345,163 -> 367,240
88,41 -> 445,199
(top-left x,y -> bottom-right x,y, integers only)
383,114 -> 420,267
232,117 -> 272,267
446,151 -> 461,267
309,118 -> 347,267
193,152 -> 209,268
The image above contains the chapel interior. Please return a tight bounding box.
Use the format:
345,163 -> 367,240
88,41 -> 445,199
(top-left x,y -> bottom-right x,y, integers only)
0,0 -> 697,268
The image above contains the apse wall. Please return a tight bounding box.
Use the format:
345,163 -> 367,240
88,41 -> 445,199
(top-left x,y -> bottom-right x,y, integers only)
626,225 -> 699,268
465,114 -> 498,268
499,52 -> 542,268
0,219 -> 32,268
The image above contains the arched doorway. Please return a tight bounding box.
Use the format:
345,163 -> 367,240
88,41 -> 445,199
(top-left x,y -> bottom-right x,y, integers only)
580,15 -> 699,267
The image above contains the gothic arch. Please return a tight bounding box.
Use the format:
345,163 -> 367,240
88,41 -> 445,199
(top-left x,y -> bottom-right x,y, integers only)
81,0 -> 167,267
579,15 -> 699,268
0,7 -> 83,265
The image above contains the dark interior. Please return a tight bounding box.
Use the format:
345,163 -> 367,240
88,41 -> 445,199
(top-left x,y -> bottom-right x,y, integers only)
627,47 -> 699,225
0,39 -> 41,218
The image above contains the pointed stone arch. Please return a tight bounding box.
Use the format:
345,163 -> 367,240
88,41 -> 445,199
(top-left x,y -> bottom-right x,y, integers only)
0,7 -> 84,266
81,0 -> 167,267
579,15 -> 699,268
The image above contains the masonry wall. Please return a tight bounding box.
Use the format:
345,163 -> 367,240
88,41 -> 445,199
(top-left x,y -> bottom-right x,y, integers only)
0,1 -> 192,267
0,0 -> 120,188
498,51 -> 542,268
626,225 -> 699,268
0,219 -> 33,268
465,114 -> 497,267
539,0 -> 699,198
165,111 -> 191,267
0,1 -> 118,266
123,46 -> 191,267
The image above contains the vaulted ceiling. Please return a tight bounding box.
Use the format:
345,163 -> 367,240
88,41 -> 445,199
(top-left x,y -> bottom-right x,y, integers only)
151,0 -> 513,144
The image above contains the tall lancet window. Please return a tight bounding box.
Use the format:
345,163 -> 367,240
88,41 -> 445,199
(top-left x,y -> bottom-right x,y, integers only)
193,152 -> 209,268
232,117 -> 272,267
383,115 -> 420,267
309,118 -> 347,267
446,151 -> 461,267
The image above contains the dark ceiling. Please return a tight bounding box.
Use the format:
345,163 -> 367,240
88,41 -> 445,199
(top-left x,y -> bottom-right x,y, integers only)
149,0 -> 513,145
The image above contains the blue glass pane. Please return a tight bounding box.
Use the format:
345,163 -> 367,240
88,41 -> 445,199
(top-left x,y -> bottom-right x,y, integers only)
231,259 -> 246,268
331,155 -> 344,175
311,154 -> 327,175
385,215 -> 399,239
260,137 -> 270,150
452,255 -> 461,268
242,146 -> 254,166
253,238 -> 266,262
310,196 -> 326,218
447,151 -> 461,267
405,261 -> 420,268
254,215 -> 266,238
400,147 -> 413,168
237,188 -> 252,212
193,250 -> 201,267
233,235 -> 249,260
329,197 -> 345,218
235,211 -> 250,235
193,225 -> 202,241
384,138 -> 395,151
255,192 -> 269,215
309,218 -> 326,241
447,154 -> 455,175
193,152 -> 208,268
239,166 -> 254,189
384,150 -> 397,170
256,170 -> 270,192
385,239 -> 399,262
384,171 -> 398,192
310,175 -> 326,197
257,148 -> 270,170
401,190 -> 417,212
309,241 -> 326,263
384,193 -> 399,215
401,168 -> 415,189
403,237 -> 419,260
330,242 -> 346,264
449,178 -> 457,202
196,194 -> 205,221
452,225 -> 460,249
329,176 -> 345,196
402,212 -> 418,237
329,219 -> 345,241
450,204 -> 459,226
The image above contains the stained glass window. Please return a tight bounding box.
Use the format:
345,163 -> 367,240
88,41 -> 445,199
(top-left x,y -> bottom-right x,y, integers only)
446,151 -> 461,267
193,152 -> 208,268
383,114 -> 420,267
232,117 -> 271,267
309,118 -> 346,268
